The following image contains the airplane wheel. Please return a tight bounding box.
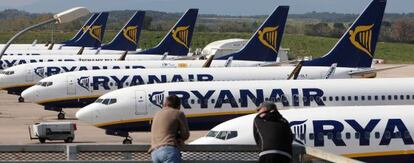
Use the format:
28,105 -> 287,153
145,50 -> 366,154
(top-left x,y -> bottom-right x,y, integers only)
123,139 -> 132,145
18,97 -> 24,103
65,137 -> 74,143
39,138 -> 46,144
57,112 -> 65,120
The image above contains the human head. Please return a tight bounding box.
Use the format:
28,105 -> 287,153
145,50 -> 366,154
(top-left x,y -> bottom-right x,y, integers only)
256,101 -> 277,113
164,95 -> 181,110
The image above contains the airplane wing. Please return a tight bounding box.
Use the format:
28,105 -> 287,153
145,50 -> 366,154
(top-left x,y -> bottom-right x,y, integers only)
202,55 -> 215,68
348,65 -> 406,76
287,61 -> 304,80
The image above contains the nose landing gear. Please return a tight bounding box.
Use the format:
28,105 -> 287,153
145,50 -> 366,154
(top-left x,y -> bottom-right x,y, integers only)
45,106 -> 65,119
123,136 -> 133,144
18,96 -> 24,103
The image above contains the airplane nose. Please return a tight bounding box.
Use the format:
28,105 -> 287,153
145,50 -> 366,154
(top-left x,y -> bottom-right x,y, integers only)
76,106 -> 95,124
21,87 -> 37,103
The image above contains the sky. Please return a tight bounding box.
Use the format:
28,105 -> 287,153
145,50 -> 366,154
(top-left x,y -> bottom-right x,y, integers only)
0,0 -> 412,15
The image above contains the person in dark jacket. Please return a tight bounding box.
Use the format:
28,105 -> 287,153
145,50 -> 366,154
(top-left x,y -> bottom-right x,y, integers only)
253,102 -> 293,163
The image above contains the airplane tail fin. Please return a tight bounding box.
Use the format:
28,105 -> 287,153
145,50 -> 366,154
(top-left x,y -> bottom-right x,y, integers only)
61,13 -> 98,45
67,12 -> 109,48
101,11 -> 145,51
303,0 -> 386,68
216,6 -> 289,62
137,9 -> 198,56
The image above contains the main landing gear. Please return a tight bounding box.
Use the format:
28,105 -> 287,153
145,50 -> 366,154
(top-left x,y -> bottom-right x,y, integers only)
45,107 -> 65,119
106,130 -> 132,144
18,96 -> 24,103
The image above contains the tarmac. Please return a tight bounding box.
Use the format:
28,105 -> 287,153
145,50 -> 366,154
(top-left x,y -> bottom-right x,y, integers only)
0,64 -> 413,145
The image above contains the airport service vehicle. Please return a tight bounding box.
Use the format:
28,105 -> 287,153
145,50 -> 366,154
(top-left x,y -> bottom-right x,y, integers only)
191,105 -> 414,163
0,8 -> 199,69
29,122 -> 77,143
2,5 -> 289,97
75,75 -> 414,143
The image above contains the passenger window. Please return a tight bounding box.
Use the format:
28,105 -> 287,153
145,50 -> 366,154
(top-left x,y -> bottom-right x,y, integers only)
335,96 -> 339,101
394,95 -> 398,100
355,132 -> 360,139
309,133 -> 314,140
375,132 -> 380,139
384,131 -> 391,139
327,133 -> 333,140
367,96 -> 371,100
346,132 -> 351,139
406,95 -> 410,100
364,132 -> 370,139
404,131 -> 411,139
348,96 -> 352,101
400,95 -> 404,100
329,96 -> 333,101
361,96 -> 365,101
190,99 -> 195,104
374,96 -> 378,100
382,95 -> 385,100
388,95 -> 392,100
354,96 -> 358,101
341,96 -> 345,101
322,96 -> 327,101
336,132 -> 342,140
395,132 -> 401,138
211,99 -> 215,104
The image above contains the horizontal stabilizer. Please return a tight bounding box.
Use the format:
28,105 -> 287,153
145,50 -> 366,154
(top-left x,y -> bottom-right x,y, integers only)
348,65 -> 406,76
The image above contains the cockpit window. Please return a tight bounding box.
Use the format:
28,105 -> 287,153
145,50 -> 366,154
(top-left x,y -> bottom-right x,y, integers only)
211,131 -> 238,140
95,98 -> 104,103
1,71 -> 14,75
102,99 -> 110,105
95,98 -> 117,105
206,131 -> 219,137
36,82 -> 53,87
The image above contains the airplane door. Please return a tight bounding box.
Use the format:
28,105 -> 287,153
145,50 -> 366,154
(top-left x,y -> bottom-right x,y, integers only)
67,75 -> 76,95
25,68 -> 33,82
135,91 -> 147,115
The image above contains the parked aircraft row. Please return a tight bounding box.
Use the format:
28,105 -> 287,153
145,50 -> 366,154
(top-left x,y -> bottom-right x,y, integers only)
2,0 -> 412,162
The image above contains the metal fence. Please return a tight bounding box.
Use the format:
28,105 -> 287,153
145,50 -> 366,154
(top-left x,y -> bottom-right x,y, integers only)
0,144 -> 363,163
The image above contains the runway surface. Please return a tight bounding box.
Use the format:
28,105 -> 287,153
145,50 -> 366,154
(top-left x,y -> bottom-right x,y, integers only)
0,64 -> 412,145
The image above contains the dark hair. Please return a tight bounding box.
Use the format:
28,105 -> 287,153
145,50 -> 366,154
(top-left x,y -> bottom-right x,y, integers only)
166,95 -> 181,109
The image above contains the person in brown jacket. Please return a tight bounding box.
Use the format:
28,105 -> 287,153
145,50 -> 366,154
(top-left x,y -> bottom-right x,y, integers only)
149,95 -> 190,163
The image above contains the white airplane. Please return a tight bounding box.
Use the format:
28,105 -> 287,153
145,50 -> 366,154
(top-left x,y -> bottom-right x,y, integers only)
191,105 -> 414,162
20,65 -> 342,118
75,76 -> 414,143
0,6 -> 291,98
0,8 -> 199,67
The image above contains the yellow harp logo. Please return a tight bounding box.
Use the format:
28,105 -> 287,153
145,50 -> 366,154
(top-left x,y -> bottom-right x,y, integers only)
88,25 -> 102,42
172,26 -> 190,49
349,24 -> 374,58
258,26 -> 279,52
123,26 -> 138,45
82,26 -> 90,32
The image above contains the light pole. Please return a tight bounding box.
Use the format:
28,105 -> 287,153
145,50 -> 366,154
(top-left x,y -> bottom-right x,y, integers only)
0,7 -> 90,59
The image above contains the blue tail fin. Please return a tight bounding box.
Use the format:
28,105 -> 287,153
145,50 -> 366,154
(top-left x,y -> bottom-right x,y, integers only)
67,12 -> 109,48
216,6 -> 289,62
137,9 -> 198,56
61,13 -> 98,45
101,11 -> 145,51
303,0 -> 386,68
